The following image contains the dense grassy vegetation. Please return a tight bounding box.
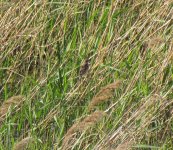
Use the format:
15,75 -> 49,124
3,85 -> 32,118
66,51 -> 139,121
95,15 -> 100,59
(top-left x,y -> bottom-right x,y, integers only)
0,0 -> 173,149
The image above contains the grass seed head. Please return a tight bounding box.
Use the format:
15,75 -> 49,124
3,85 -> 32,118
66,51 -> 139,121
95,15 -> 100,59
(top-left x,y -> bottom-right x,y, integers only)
0,95 -> 24,122
89,81 -> 121,110
115,139 -> 134,150
13,137 -> 33,150
62,111 -> 106,149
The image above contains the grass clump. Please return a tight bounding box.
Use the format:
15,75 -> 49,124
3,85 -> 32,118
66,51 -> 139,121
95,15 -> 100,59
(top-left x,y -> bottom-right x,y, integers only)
0,0 -> 173,150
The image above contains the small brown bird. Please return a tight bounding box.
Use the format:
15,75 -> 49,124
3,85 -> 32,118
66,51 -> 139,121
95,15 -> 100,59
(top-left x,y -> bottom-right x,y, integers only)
79,58 -> 90,77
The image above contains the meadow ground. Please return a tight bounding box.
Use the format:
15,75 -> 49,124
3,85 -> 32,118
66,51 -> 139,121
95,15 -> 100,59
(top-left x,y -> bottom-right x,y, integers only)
0,0 -> 173,150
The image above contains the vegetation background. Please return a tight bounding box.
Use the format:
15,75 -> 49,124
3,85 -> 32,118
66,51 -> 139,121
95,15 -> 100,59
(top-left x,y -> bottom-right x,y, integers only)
0,0 -> 173,149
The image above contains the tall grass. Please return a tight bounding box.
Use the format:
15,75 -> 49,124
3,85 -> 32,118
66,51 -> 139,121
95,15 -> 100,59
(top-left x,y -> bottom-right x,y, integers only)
0,0 -> 173,149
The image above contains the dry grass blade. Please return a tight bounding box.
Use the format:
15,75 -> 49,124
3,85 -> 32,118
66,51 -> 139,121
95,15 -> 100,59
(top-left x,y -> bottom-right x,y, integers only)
62,111 -> 106,149
13,137 -> 33,150
89,81 -> 121,110
0,95 -> 24,125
